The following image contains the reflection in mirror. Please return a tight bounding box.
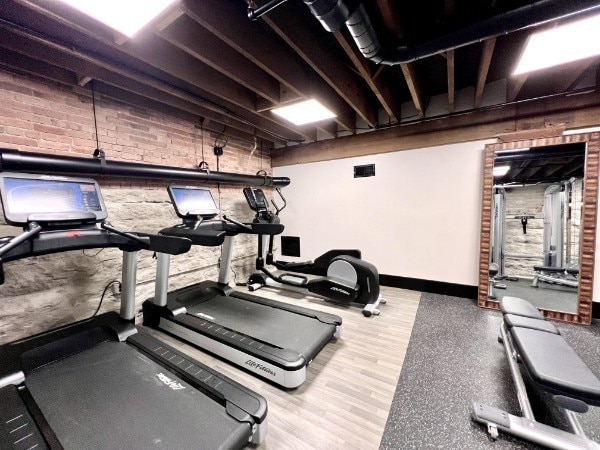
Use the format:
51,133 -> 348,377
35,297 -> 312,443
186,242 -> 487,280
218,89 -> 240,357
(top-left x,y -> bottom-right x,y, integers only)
488,143 -> 586,313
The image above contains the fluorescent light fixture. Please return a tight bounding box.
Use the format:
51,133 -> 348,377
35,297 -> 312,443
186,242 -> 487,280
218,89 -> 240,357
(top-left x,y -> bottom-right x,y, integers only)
58,0 -> 178,37
493,165 -> 511,177
272,99 -> 336,125
514,13 -> 600,75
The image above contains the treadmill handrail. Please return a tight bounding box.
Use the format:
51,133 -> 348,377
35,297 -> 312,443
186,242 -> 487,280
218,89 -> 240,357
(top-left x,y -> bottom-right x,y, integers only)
0,227 -> 192,265
0,221 -> 42,259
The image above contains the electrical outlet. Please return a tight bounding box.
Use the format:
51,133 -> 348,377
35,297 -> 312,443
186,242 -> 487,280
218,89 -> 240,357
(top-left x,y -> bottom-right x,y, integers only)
111,282 -> 122,296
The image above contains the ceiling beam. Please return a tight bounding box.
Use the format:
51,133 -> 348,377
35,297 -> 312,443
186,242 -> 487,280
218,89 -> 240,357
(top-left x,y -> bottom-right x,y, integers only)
0,51 -> 276,147
447,49 -> 455,112
551,57 -> 596,93
375,0 -> 406,39
507,74 -> 528,102
333,31 -> 402,122
10,0 -> 256,112
271,92 -> 600,166
93,83 -> 276,147
254,1 -> 377,127
0,31 -> 304,144
7,0 -> 313,140
181,0 -> 356,132
509,161 -> 531,180
400,63 -> 425,117
475,38 -> 496,108
157,15 -> 281,104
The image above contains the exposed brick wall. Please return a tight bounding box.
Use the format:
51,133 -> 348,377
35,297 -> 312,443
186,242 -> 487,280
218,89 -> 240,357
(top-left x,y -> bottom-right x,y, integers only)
0,69 -> 273,344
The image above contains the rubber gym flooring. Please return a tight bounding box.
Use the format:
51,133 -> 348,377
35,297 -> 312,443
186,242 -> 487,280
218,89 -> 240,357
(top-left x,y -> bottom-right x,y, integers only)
493,278 -> 578,314
380,293 -> 600,449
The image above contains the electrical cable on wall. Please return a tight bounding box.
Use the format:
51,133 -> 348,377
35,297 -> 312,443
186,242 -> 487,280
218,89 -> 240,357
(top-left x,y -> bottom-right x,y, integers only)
91,81 -> 101,151
92,280 -> 121,317
213,125 -> 227,216
198,119 -> 207,167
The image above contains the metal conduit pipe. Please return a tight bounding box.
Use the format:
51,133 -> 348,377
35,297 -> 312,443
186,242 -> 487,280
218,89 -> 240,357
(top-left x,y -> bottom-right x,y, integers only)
0,149 -> 290,187
304,0 -> 600,65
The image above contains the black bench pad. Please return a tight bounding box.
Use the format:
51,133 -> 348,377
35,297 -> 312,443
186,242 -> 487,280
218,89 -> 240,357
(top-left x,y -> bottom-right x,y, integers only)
510,327 -> 600,404
504,314 -> 560,334
500,296 -> 545,319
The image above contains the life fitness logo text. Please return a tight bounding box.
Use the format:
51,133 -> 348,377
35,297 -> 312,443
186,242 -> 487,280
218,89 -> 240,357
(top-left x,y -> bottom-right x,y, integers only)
156,372 -> 186,390
330,286 -> 351,295
245,360 -> 276,377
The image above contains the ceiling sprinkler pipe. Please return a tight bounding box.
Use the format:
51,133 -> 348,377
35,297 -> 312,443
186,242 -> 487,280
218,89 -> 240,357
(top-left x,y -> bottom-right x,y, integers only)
0,149 -> 291,187
305,0 -> 600,65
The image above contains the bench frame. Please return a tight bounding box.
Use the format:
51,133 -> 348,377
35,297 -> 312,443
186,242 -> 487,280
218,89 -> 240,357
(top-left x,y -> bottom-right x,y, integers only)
472,321 -> 600,449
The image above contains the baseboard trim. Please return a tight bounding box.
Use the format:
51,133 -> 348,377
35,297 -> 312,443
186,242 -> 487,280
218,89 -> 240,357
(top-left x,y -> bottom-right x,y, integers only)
380,274 -> 478,300
593,302 -> 600,319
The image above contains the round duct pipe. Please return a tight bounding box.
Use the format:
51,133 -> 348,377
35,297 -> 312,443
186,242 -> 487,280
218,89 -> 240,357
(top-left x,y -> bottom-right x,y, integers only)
304,0 -> 600,65
0,149 -> 290,187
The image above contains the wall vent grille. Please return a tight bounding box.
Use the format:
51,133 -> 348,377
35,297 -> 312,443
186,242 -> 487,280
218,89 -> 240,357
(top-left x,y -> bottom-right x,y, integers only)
354,164 -> 375,178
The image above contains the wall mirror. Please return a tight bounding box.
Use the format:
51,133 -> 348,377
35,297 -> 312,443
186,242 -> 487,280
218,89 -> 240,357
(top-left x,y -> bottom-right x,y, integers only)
478,134 -> 599,324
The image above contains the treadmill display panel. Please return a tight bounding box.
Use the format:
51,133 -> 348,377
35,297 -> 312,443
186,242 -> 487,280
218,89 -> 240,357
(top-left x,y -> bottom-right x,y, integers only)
0,173 -> 107,225
169,186 -> 218,218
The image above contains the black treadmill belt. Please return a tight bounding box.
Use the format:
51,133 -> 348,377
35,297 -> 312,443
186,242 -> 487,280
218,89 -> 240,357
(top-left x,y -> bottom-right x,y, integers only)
25,341 -> 250,449
186,295 -> 335,355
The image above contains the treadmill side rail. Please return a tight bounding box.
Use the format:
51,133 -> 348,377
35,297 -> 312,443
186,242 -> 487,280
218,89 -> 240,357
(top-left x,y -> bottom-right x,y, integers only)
128,330 -> 268,425
159,318 -> 307,388
0,385 -> 49,450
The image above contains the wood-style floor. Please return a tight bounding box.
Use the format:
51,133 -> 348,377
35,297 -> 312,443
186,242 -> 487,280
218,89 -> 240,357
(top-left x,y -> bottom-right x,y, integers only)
144,286 -> 420,449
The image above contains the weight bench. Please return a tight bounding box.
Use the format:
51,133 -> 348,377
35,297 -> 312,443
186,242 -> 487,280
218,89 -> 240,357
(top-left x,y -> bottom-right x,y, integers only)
472,296 -> 600,449
532,266 -> 579,289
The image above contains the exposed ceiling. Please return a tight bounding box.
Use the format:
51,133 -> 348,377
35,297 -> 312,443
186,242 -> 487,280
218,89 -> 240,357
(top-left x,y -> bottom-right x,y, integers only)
0,0 -> 599,149
494,142 -> 586,184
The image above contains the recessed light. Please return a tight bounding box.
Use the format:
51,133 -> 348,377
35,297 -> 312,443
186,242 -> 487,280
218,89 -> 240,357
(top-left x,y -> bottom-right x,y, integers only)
58,0 -> 179,38
271,99 -> 336,126
513,13 -> 600,75
493,165 -> 511,177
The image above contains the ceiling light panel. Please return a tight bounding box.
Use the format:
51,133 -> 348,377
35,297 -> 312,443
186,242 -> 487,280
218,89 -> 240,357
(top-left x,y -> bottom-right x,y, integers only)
493,165 -> 511,177
58,0 -> 179,37
514,13 -> 600,75
271,99 -> 336,126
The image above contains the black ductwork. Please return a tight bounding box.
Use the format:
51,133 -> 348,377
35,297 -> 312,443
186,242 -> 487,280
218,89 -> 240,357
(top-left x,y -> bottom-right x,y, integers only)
0,149 -> 290,187
304,0 -> 600,65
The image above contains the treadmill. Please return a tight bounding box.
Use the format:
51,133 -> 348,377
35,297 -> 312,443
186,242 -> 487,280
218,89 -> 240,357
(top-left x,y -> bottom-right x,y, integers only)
143,185 -> 342,388
0,173 -> 267,449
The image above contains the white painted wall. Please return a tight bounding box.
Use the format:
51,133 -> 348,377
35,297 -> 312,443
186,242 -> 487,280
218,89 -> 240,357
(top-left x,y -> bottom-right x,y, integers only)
273,140 -> 494,286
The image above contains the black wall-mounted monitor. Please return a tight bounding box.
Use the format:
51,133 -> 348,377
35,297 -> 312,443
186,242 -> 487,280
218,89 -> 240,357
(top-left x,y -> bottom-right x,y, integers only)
243,187 -> 268,211
0,173 -> 107,226
168,185 -> 218,218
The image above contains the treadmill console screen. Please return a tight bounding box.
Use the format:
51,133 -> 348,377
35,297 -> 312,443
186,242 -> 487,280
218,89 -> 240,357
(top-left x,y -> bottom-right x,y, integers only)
243,187 -> 268,211
168,186 -> 218,218
0,173 -> 107,226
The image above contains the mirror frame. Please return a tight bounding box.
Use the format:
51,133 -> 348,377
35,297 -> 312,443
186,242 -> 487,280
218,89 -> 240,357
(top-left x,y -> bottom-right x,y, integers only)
478,133 -> 600,324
